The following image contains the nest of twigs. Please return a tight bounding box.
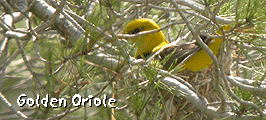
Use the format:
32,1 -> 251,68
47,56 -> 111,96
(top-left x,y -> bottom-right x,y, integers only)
156,45 -> 234,119
115,44 -> 234,120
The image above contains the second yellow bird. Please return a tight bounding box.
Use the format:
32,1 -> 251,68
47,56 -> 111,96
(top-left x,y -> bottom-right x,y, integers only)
124,18 -> 231,72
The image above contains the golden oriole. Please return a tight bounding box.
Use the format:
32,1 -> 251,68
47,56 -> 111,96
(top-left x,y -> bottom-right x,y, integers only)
124,18 -> 231,72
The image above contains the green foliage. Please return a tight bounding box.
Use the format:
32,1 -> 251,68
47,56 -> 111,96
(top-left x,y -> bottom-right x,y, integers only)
1,0 -> 266,119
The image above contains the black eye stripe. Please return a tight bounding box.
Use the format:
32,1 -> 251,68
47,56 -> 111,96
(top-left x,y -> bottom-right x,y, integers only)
129,28 -> 140,34
128,27 -> 143,34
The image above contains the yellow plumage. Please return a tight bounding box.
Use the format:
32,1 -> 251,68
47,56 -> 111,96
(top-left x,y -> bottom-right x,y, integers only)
124,18 -> 231,72
124,18 -> 169,58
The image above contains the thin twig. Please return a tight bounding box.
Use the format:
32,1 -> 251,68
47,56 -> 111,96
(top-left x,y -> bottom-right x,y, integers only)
0,92 -> 29,119
171,0 -> 227,110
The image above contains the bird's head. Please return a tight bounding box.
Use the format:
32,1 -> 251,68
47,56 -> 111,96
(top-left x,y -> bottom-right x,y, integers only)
124,18 -> 161,35
124,18 -> 169,58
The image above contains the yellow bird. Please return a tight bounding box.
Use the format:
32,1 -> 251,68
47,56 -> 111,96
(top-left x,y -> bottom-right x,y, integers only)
124,18 -> 231,72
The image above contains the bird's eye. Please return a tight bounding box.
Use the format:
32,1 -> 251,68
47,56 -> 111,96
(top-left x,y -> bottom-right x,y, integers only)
129,27 -> 143,34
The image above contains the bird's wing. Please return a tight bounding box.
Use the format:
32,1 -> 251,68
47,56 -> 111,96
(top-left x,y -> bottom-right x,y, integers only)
158,35 -> 213,70
158,43 -> 199,70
